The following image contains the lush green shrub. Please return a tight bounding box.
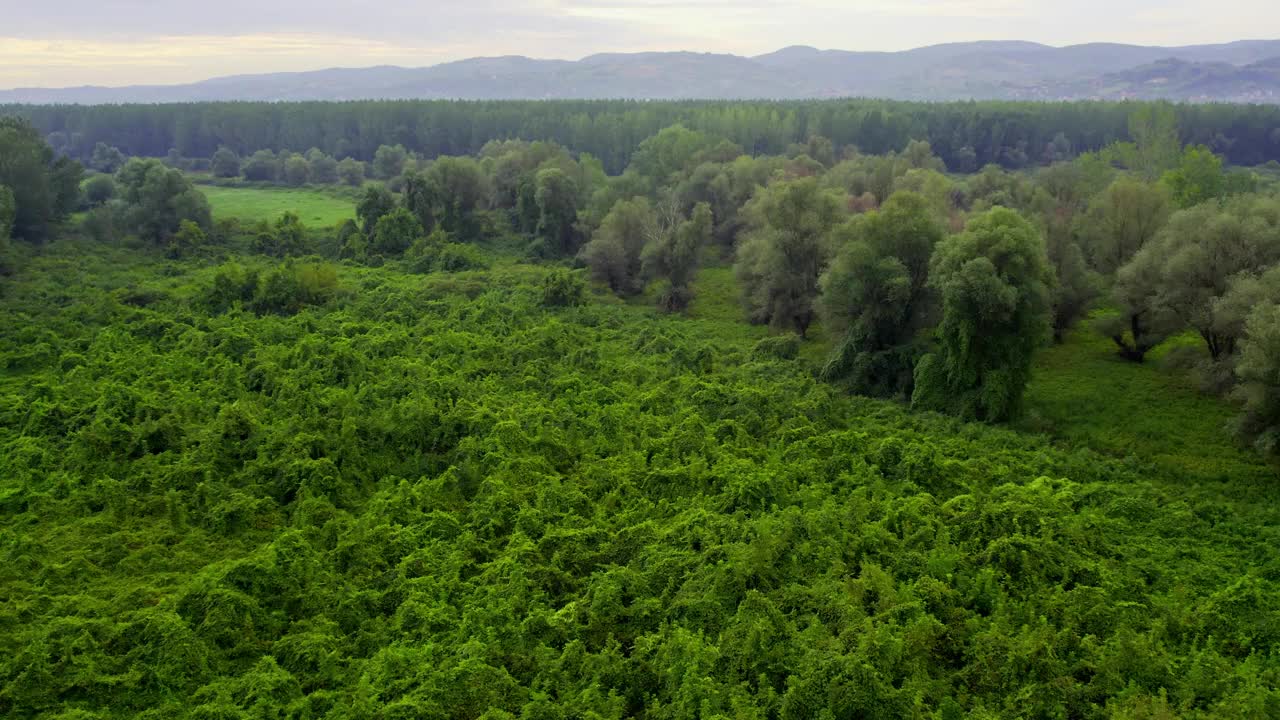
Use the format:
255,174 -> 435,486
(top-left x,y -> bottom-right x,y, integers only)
541,269 -> 586,307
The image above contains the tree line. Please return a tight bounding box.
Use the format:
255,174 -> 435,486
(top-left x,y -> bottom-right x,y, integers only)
9,98 -> 1280,174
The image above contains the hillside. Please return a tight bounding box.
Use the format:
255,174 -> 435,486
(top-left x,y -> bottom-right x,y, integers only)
3,39 -> 1280,103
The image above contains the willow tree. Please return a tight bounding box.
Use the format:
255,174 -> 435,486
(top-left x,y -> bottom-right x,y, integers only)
912,207 -> 1052,422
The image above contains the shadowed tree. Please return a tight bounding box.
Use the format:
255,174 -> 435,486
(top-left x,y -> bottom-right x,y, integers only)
819,191 -> 944,398
581,196 -> 655,296
735,177 -> 844,337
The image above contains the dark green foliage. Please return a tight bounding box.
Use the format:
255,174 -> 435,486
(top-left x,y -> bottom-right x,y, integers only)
371,207 -> 422,257
114,158 -> 211,244
581,197 -> 654,296
0,185 -> 13,240
913,207 -> 1053,421
735,178 -> 844,336
90,142 -> 126,173
211,147 -> 241,178
534,168 -> 579,256
356,184 -> 395,236
13,98 -> 1280,175
820,191 -> 943,398
241,150 -> 280,182
0,116 -> 82,241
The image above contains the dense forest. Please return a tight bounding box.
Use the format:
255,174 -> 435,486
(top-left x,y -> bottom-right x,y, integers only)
10,98 -> 1280,174
3,100 -> 1280,719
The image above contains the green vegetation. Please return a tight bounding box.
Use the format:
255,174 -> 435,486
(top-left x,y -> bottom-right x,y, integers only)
4,103 -> 1280,718
200,185 -> 356,227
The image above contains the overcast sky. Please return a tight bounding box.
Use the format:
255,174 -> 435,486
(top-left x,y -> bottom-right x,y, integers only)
3,0 -> 1277,88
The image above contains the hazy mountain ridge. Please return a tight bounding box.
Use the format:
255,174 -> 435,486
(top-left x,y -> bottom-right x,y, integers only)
4,39 -> 1280,104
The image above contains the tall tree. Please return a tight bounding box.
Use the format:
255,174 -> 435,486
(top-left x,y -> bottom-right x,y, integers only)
0,117 -> 81,241
912,207 -> 1053,422
534,168 -> 580,256
819,191 -> 944,398
1150,196 -> 1280,360
114,158 -> 211,243
0,185 -> 13,240
211,147 -> 242,178
356,185 -> 396,236
1234,303 -> 1280,455
581,196 -> 655,296
644,201 -> 712,312
1077,178 -> 1170,274
735,178 -> 845,337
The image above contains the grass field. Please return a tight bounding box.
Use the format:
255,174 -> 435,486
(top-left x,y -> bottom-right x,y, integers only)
1018,319 -> 1272,483
199,185 -> 357,227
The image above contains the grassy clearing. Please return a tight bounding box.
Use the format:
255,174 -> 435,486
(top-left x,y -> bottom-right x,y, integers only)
1019,317 -> 1272,483
199,185 -> 356,227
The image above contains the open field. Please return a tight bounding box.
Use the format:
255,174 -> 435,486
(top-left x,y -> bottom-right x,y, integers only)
199,184 -> 357,227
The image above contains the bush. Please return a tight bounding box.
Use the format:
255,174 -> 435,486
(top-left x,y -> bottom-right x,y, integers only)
541,269 -> 586,307
437,243 -> 488,272
752,334 -> 800,360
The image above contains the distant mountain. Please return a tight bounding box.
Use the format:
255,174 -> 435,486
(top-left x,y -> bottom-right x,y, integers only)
4,39 -> 1280,104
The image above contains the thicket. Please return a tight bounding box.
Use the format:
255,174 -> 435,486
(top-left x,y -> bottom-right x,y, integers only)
4,102 -> 1280,718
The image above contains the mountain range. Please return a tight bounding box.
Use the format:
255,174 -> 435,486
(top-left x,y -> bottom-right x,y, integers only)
3,39 -> 1280,104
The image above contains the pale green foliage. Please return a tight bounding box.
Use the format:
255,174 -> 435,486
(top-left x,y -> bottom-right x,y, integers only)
581,196 -> 655,296
372,144 -> 408,180
1118,104 -> 1183,180
83,174 -> 116,206
1097,244 -> 1180,362
90,142 -> 126,173
1234,303 -> 1280,454
1213,265 -> 1280,356
735,178 -> 844,336
1161,145 -> 1226,209
282,154 -> 310,187
819,191 -> 943,397
115,158 -> 211,243
337,157 -> 365,186
305,149 -> 339,184
1078,177 -> 1170,274
912,207 -> 1053,421
630,125 -> 733,184
241,150 -> 280,182
644,201 -> 712,312
1149,196 -> 1280,359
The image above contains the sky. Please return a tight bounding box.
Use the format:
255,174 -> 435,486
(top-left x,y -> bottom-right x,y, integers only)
2,0 -> 1277,88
